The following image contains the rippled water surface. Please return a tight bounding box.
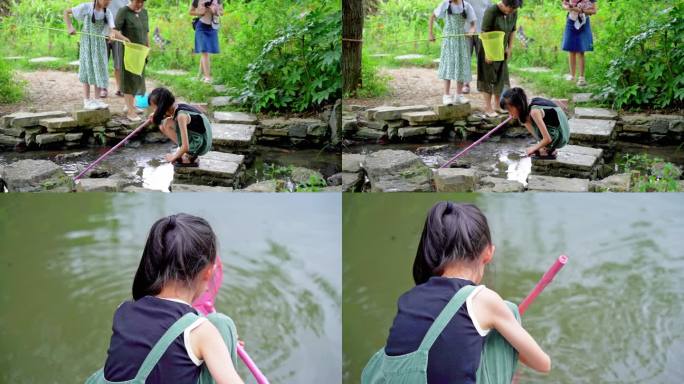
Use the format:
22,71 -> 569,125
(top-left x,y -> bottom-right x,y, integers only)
343,193 -> 684,384
0,193 -> 341,384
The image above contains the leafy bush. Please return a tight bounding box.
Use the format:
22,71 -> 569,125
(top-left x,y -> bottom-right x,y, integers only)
0,58 -> 23,103
618,153 -> 681,192
598,4 -> 683,110
238,2 -> 341,113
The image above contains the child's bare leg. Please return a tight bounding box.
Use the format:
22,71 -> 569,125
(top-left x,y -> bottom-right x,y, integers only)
124,94 -> 137,119
443,80 -> 451,95
200,53 -> 211,80
159,118 -> 178,144
95,87 -> 106,100
483,92 -> 493,112
568,52 -> 576,78
83,83 -> 91,100
205,53 -> 211,80
578,52 -> 585,78
114,69 -> 122,93
456,81 -> 464,95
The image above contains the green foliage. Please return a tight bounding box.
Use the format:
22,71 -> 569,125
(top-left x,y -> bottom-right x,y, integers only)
263,163 -> 294,180
0,0 -> 340,112
0,58 -> 23,103
352,53 -> 390,98
598,3 -> 684,110
295,173 -> 327,192
618,153 -> 681,192
238,2 -> 341,113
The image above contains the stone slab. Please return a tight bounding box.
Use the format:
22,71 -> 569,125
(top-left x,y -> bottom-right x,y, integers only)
433,168 -> 477,192
36,133 -> 65,146
212,123 -> 256,150
526,175 -> 589,192
366,105 -> 430,121
574,107 -> 617,120
362,150 -> 432,192
433,103 -> 471,120
3,111 -> 68,128
2,159 -> 73,192
402,111 -> 439,125
73,108 -> 111,126
342,153 -> 365,173
171,184 -> 234,192
214,111 -> 258,125
40,117 -> 79,131
569,118 -> 616,143
173,151 -> 244,187
398,126 -> 426,138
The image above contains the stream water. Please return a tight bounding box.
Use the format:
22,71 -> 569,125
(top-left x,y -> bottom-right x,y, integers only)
0,144 -> 340,192
343,193 -> 684,384
0,193 -> 342,384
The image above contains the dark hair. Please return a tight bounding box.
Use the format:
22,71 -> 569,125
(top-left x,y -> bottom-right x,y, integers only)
148,87 -> 176,126
446,0 -> 469,19
500,87 -> 530,123
132,213 -> 218,300
92,0 -> 109,25
502,0 -> 523,9
413,202 -> 492,285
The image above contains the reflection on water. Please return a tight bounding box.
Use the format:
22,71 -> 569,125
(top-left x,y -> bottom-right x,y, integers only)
343,194 -> 684,384
0,193 -> 341,384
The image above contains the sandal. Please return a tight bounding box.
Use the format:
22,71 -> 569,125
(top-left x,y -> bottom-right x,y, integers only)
530,150 -> 557,160
173,156 -> 200,168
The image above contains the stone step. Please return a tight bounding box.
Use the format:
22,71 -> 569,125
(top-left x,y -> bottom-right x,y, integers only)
210,96 -> 234,107
433,103 -> 471,120
36,133 -> 65,147
365,105 -> 430,121
526,175 -> 589,192
40,117 -> 79,132
212,123 -> 257,153
73,108 -> 111,126
2,111 -> 68,128
401,111 -> 439,125
532,145 -> 603,179
574,107 -> 617,120
173,151 -> 245,188
569,118 -> 616,143
214,111 -> 257,125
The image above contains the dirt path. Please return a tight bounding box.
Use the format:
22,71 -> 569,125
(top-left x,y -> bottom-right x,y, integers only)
346,66 -> 547,110
0,70 -> 158,114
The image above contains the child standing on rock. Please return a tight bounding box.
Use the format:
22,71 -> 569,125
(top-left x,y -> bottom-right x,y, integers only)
429,0 -> 477,105
64,0 -> 130,110
148,87 -> 213,167
85,213 -> 244,384
362,202 -> 550,384
500,87 -> 570,159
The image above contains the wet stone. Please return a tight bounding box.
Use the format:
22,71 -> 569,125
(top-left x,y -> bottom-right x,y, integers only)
362,150 -> 432,192
433,168 -> 477,192
402,111 -> 439,125
589,173 -> 631,192
242,180 -> 278,192
353,127 -> 385,140
398,127 -> 426,139
0,134 -> 24,147
574,107 -> 617,120
477,176 -> 525,193
173,151 -> 245,188
76,177 -> 130,192
170,184 -> 234,192
212,123 -> 256,152
342,153 -> 365,173
291,167 -> 325,185
341,172 -> 364,192
526,175 -> 589,192
36,133 -> 65,146
2,159 -> 73,192
532,145 -> 603,179
0,127 -> 25,137
569,119 -> 616,143
214,111 -> 258,125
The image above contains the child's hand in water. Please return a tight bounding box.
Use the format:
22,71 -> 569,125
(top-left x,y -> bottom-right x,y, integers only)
526,146 -> 538,156
165,153 -> 177,163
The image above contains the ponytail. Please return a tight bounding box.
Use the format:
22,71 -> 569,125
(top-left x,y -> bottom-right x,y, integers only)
132,213 -> 218,300
412,202 -> 492,285
148,87 -> 176,126
500,87 -> 530,123
91,0 -> 109,26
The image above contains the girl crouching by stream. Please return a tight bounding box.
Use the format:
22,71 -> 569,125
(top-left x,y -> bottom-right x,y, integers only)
86,213 -> 244,384
362,202 -> 550,384
148,87 -> 212,167
500,87 -> 570,159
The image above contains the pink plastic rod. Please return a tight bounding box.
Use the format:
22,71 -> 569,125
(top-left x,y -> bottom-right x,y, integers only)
518,255 -> 568,315
73,119 -> 152,181
191,257 -> 270,384
439,116 -> 512,169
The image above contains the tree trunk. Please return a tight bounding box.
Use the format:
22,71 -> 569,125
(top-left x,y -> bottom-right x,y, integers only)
342,0 -> 364,95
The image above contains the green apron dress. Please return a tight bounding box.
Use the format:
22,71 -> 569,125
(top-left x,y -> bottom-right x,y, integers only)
437,11 -> 472,82
78,12 -> 109,89
175,109 -> 213,157
361,285 -> 520,384
531,105 -> 570,151
85,312 -> 238,384
477,5 -> 517,94
115,7 -> 148,95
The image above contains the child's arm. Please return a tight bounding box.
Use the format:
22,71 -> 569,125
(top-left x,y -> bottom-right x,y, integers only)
583,1 -> 597,15
477,288 -> 551,373
110,29 -> 130,43
526,109 -> 552,155
64,9 -> 76,35
166,114 -> 191,162
192,321 -> 245,384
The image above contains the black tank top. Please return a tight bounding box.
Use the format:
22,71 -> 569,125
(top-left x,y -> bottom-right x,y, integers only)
530,97 -> 560,127
103,296 -> 202,384
174,104 -> 206,134
385,277 -> 485,384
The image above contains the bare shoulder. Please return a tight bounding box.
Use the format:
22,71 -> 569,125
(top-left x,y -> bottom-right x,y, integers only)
474,287 -> 509,314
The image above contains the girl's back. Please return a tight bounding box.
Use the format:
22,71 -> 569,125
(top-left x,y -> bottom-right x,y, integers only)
104,296 -> 204,384
385,277 -> 487,384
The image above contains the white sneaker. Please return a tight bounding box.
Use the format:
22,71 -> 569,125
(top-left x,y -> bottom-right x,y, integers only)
84,99 -> 99,110
442,94 -> 454,105
577,77 -> 587,87
93,99 -> 109,109
455,95 -> 469,104
564,74 -> 575,81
